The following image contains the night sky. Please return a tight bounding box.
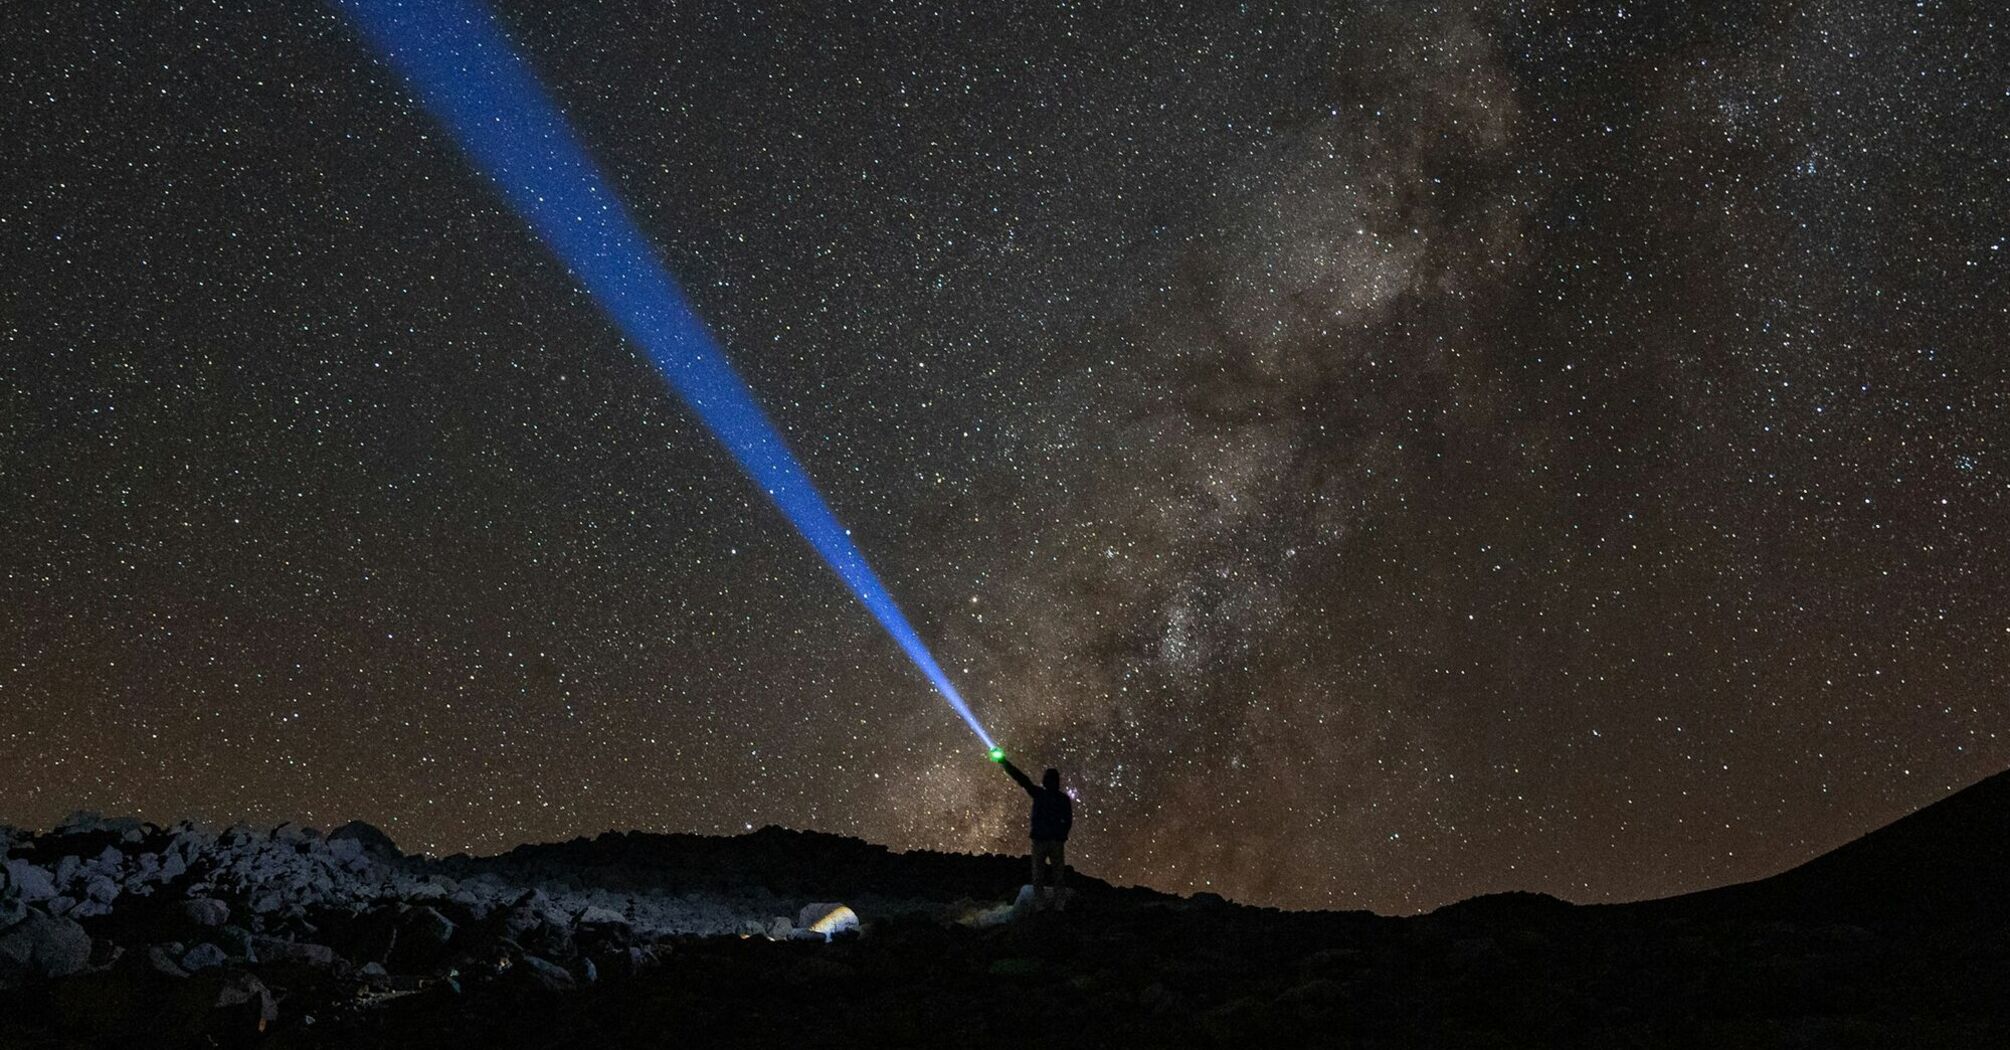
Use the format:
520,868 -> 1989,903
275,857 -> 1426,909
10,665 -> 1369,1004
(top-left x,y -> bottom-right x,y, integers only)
4,0 -> 2005,913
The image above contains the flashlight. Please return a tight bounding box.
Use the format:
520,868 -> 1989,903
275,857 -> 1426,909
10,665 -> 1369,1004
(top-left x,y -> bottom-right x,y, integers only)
989,747 -> 1007,763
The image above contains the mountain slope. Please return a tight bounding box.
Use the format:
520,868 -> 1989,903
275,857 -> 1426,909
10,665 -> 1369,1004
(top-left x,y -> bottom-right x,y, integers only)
1645,768 -> 2010,923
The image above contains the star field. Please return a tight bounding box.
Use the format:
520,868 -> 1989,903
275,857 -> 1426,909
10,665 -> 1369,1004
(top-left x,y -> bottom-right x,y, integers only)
3,0 -> 2005,912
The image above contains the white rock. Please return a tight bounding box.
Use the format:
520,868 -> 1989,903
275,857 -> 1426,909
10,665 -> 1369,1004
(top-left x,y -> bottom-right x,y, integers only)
799,903 -> 860,941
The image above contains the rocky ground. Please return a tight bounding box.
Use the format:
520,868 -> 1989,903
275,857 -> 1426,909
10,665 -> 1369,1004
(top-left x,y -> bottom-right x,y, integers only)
5,769 -> 2010,1047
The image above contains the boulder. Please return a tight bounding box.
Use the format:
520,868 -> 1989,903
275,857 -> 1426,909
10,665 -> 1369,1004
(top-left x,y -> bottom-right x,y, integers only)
798,902 -> 860,941
289,942 -> 341,970
513,954 -> 575,993
572,905 -> 634,951
389,905 -> 456,972
166,828 -> 209,862
327,820 -> 400,859
0,910 -> 92,983
249,935 -> 339,969
271,822 -> 320,845
3,860 -> 56,902
181,897 -> 230,927
404,904 -> 457,945
145,944 -> 191,978
90,844 -> 124,874
448,889 -> 490,919
68,898 -> 115,919
575,905 -> 628,927
497,893 -> 571,957
155,852 -> 188,883
216,926 -> 255,959
180,942 -> 227,973
83,875 -> 120,904
498,891 -> 551,941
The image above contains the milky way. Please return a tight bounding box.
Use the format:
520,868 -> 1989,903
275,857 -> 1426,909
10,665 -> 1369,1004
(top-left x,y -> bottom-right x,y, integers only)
3,1 -> 2004,912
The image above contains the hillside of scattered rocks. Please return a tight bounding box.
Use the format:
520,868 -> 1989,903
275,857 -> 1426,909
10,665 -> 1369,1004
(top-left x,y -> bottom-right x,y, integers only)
0,813 -> 1149,1042
5,769 -> 2010,1047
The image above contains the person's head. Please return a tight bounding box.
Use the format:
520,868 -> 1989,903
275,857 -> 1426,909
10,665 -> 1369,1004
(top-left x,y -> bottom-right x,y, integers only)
1042,768 -> 1061,791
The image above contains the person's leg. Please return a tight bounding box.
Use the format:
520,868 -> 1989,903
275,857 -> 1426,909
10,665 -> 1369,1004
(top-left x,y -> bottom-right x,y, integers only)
1030,841 -> 1057,904
1052,842 -> 1066,891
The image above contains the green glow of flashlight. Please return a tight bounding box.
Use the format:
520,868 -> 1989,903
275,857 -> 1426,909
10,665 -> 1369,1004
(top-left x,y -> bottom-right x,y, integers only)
989,747 -> 1006,763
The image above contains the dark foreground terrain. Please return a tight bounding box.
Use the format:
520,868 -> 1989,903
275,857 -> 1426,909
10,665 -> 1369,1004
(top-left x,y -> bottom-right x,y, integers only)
6,769 -> 2010,1048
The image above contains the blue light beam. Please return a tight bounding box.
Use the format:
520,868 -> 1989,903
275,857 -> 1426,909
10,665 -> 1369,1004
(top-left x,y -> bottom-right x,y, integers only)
332,0 -> 996,751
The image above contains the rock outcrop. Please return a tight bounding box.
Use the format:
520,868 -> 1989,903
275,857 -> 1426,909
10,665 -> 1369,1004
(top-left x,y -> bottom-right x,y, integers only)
0,910 -> 92,981
0,815 -> 1005,1035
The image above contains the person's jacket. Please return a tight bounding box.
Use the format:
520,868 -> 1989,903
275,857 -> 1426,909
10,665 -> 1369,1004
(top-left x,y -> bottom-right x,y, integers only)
1002,759 -> 1073,842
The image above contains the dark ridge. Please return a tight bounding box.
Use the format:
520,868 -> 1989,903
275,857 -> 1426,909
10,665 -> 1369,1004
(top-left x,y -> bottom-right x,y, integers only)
429,824 -> 1176,907
1427,890 -> 1579,925
1636,768 -> 2010,924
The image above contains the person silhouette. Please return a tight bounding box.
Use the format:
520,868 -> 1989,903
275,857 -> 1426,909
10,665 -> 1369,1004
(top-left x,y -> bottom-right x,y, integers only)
994,752 -> 1073,907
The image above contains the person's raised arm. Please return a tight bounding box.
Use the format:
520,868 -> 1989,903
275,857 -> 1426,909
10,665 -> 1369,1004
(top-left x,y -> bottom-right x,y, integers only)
999,757 -> 1037,796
